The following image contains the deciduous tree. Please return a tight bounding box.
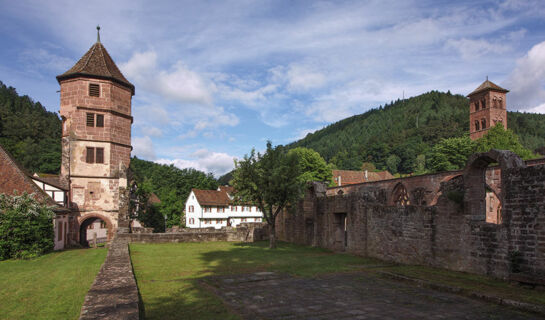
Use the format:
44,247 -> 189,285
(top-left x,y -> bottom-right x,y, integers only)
232,142 -> 304,248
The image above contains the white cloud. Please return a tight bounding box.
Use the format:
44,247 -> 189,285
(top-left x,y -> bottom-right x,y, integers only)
504,41 -> 545,111
527,102 -> 545,114
156,149 -> 236,177
446,38 -> 508,60
142,126 -> 163,137
120,51 -> 213,105
132,136 -> 156,160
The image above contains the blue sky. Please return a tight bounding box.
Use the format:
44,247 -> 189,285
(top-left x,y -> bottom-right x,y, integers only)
1,0 -> 544,176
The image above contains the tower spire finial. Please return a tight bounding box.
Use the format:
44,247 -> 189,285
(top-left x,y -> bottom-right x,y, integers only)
96,25 -> 101,43
486,75 -> 488,81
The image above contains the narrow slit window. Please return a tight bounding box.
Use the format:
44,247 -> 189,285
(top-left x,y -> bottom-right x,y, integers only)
86,113 -> 95,127
86,147 -> 95,163
89,83 -> 100,97
96,114 -> 104,127
95,148 -> 104,163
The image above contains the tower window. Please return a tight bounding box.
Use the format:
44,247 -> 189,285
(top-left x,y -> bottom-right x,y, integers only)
475,101 -> 480,111
86,147 -> 95,163
475,120 -> 480,131
96,148 -> 104,163
481,99 -> 486,109
86,113 -> 95,127
86,147 -> 104,164
481,118 -> 486,129
89,83 -> 100,97
96,114 -> 104,127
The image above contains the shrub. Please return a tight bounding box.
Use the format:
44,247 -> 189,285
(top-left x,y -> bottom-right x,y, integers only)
0,193 -> 55,260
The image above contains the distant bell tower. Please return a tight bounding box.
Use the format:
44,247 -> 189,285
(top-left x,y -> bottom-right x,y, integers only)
56,26 -> 135,243
467,79 -> 508,140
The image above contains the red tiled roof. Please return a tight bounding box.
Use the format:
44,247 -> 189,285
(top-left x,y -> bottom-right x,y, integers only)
192,188 -> 231,206
468,80 -> 509,96
32,174 -> 68,191
332,169 -> 394,186
57,41 -> 135,94
149,193 -> 161,204
0,145 -> 59,207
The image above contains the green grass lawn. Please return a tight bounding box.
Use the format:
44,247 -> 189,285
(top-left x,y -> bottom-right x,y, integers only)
0,248 -> 107,320
130,241 -> 381,320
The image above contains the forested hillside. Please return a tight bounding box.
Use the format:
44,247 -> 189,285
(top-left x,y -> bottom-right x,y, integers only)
286,91 -> 545,172
0,81 -> 61,173
130,157 -> 218,228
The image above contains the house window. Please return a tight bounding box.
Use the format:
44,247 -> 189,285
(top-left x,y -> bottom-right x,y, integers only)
88,223 -> 94,229
475,120 -> 480,131
241,218 -> 247,222
256,218 -> 261,222
96,114 -> 104,127
216,219 -> 221,224
189,218 -> 194,224
89,83 -> 100,97
231,205 -> 237,211
100,221 -> 106,228
481,118 -> 486,129
87,113 -> 95,127
244,206 -> 250,212
188,205 -> 194,213
204,207 -> 211,213
218,207 -> 225,213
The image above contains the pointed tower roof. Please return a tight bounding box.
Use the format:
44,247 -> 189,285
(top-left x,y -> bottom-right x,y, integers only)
56,28 -> 134,95
468,79 -> 508,97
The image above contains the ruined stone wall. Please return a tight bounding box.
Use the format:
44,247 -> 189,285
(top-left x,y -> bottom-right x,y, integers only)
276,154 -> 545,279
119,227 -> 256,243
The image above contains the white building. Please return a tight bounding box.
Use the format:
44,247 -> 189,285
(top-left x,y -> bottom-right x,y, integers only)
185,186 -> 263,229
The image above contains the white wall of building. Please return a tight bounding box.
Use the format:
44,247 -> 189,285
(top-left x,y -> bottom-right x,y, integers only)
53,215 -> 69,250
185,190 -> 263,229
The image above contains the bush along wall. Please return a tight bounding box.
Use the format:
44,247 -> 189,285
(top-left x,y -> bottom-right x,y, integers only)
0,193 -> 55,260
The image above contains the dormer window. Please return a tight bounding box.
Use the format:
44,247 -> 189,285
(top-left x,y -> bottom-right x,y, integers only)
89,83 -> 100,97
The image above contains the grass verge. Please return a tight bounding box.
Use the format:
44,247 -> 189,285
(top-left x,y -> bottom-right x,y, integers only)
130,241 -> 380,320
0,248 -> 107,320
371,264 -> 545,306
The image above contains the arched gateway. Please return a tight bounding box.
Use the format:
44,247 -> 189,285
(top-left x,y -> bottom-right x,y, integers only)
78,214 -> 114,246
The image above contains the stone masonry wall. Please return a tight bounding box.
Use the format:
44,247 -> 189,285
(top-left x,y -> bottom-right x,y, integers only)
276,154 -> 545,280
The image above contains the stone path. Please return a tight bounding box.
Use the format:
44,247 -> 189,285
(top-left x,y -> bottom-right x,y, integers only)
79,237 -> 139,320
205,272 -> 538,320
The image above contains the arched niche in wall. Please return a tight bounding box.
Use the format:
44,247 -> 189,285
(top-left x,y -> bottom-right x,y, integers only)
391,182 -> 410,207
463,150 -> 525,221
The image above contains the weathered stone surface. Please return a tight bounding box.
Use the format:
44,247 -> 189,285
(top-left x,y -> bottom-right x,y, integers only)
207,272 -> 535,319
79,236 -> 139,320
118,226 -> 257,243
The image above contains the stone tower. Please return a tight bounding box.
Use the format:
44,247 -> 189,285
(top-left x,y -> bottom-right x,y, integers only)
57,28 -> 134,242
468,79 -> 508,140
